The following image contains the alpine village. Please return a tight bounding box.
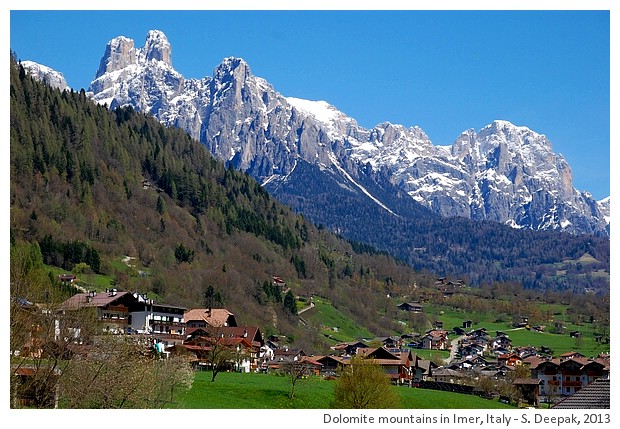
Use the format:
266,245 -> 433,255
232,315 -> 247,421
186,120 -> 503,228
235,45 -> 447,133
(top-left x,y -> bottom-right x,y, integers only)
9,49 -> 610,410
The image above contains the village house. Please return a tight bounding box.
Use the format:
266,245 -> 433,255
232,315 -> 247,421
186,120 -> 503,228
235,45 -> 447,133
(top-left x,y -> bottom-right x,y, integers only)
57,273 -> 77,284
458,341 -> 484,359
396,302 -> 423,313
57,290 -> 186,348
497,353 -> 523,367
527,355 -> 610,401
552,378 -> 610,409
176,335 -> 256,373
11,297 -> 50,359
490,333 -> 512,350
514,346 -> 540,359
452,326 -> 466,336
315,354 -> 347,375
513,378 -> 543,407
184,308 -> 237,329
330,340 -> 368,356
299,356 -> 324,376
421,329 -> 449,350
356,346 -> 414,385
129,297 -> 186,347
447,356 -> 491,371
431,367 -> 472,385
411,353 -> 436,383
183,325 -> 265,371
262,347 -> 306,372
272,276 -> 286,287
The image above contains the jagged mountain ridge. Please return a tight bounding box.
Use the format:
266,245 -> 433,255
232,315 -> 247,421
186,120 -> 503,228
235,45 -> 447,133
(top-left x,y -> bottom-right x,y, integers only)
25,30 -> 609,238
84,30 -> 609,238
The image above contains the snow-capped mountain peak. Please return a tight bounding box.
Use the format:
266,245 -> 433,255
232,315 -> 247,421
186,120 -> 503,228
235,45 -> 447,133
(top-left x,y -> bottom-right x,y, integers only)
140,30 -> 172,65
21,60 -> 69,91
82,30 -> 609,237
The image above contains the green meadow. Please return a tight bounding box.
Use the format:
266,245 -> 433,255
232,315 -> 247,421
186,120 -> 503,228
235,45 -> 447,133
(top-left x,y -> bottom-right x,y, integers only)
172,371 -> 515,409
303,296 -> 375,343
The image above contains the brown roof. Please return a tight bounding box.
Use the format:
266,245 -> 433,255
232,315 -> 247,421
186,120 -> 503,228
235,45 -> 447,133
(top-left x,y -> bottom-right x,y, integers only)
187,325 -> 263,346
559,351 -> 585,358
183,337 -> 254,350
300,356 -> 323,367
316,355 -> 347,364
369,357 -> 408,366
58,291 -> 133,310
184,308 -> 236,327
522,355 -> 545,367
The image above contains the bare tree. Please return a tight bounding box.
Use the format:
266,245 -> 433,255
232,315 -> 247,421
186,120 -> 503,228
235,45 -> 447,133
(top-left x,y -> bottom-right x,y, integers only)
201,335 -> 236,382
280,359 -> 312,399
59,335 -> 193,408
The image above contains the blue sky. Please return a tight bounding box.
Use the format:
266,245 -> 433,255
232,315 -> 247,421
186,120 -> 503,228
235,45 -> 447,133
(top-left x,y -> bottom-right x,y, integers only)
8,8 -> 611,200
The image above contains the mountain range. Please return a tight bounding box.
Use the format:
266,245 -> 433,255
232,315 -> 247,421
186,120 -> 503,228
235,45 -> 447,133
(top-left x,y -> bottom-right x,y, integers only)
12,50 -> 610,294
77,30 -> 609,238
18,30 -> 611,288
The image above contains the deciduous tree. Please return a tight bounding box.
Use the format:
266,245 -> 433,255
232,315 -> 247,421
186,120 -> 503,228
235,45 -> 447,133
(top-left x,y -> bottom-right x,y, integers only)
332,356 -> 399,409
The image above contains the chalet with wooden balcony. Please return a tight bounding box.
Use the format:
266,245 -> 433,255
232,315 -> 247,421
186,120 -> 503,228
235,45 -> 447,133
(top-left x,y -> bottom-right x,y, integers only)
57,290 -> 186,347
58,290 -> 136,336
528,355 -> 610,400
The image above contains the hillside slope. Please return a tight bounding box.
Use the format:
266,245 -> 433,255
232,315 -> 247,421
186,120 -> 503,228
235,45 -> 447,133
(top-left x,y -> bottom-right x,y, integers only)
10,56 -> 429,347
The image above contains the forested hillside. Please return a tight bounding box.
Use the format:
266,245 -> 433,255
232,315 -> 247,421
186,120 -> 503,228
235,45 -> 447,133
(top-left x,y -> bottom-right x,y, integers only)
9,52 -> 610,353
10,55 -> 429,349
272,159 -> 610,293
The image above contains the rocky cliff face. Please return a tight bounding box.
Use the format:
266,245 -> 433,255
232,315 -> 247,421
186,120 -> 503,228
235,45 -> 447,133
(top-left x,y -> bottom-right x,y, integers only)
21,60 -> 68,91
83,30 -> 609,237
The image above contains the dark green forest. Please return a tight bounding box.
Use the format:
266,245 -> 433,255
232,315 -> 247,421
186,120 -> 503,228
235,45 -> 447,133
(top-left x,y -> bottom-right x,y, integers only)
271,159 -> 610,293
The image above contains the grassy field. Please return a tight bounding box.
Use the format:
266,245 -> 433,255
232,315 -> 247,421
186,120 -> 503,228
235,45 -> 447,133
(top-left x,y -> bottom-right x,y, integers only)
172,371 -> 515,409
303,297 -> 375,343
44,256 -> 156,295
44,264 -> 115,291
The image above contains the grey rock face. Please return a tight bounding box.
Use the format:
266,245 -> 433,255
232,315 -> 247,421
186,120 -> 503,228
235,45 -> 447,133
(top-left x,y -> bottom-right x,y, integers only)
94,36 -> 136,78
86,30 -> 610,237
21,60 -> 69,91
